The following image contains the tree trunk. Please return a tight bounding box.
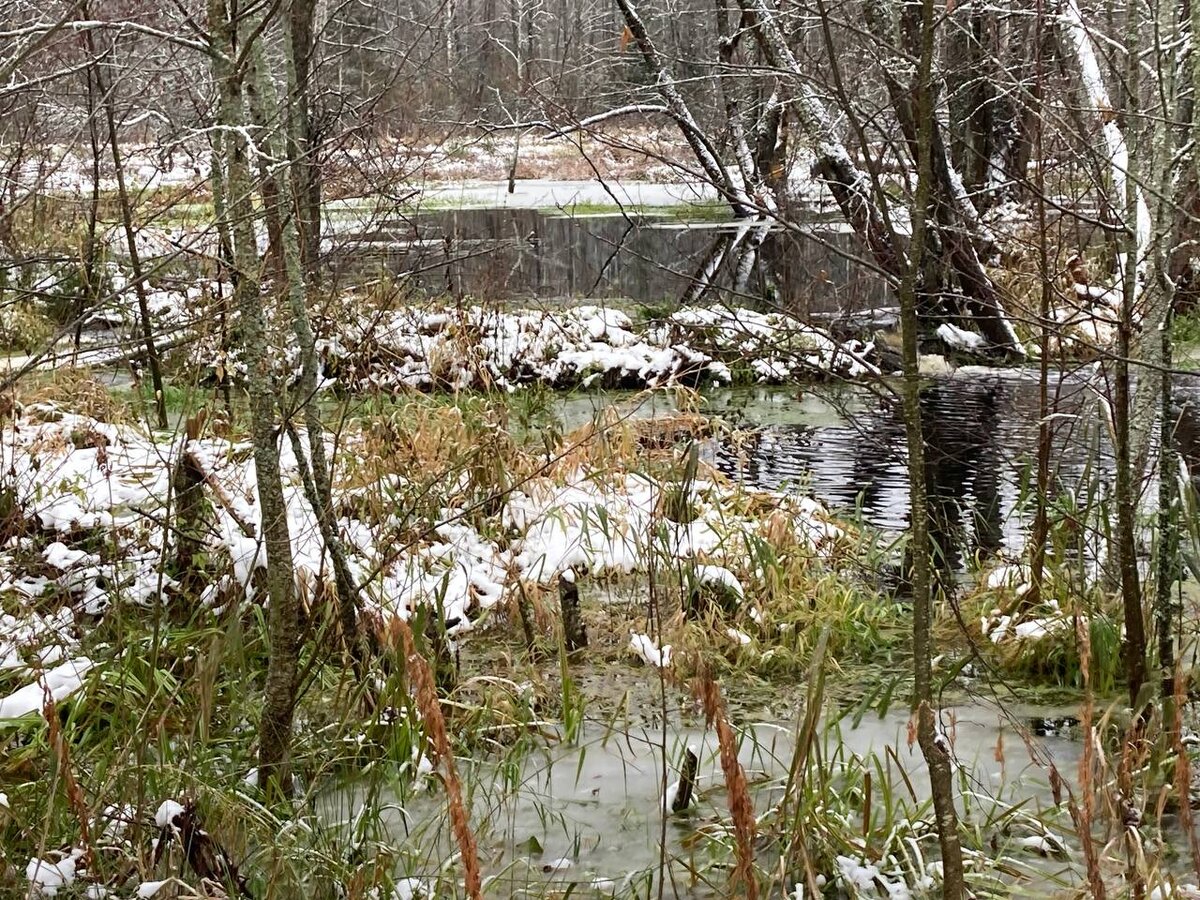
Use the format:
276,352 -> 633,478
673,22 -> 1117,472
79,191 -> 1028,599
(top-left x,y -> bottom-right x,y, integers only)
558,570 -> 587,651
208,131 -> 235,411
1028,0 -> 1052,602
78,8 -> 102,359
249,35 -> 364,663
1114,2 -> 1148,714
900,0 -> 965,893
287,0 -> 322,281
207,0 -> 302,800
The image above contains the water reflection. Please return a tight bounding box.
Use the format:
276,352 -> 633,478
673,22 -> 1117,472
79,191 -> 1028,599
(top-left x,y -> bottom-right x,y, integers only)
709,372 -> 1111,569
331,208 -> 892,321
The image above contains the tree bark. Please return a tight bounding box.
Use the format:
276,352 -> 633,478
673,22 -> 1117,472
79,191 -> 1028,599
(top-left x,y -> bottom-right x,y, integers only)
248,38 -> 364,664
207,0 -> 302,800
558,570 -> 587,651
900,0 -> 965,893
287,0 -> 322,280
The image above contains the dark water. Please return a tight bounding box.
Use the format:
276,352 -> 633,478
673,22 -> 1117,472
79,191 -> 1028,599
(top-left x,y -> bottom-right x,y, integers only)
713,373 -> 1200,569
708,372 -> 1113,570
563,368 -> 1189,571
331,207 -> 892,324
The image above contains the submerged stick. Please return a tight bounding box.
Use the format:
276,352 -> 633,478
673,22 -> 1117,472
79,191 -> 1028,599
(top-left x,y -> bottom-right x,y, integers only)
558,569 -> 587,651
670,747 -> 700,813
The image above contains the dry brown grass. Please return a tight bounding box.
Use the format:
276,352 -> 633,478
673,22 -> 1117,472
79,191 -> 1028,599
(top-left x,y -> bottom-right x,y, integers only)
694,673 -> 759,900
552,407 -> 714,477
391,617 -> 483,900
14,368 -> 124,422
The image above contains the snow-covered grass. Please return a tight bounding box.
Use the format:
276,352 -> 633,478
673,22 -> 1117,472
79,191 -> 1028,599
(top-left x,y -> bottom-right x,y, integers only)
303,301 -> 878,393
0,387 -> 916,898
0,395 -> 859,665
964,558 -> 1122,694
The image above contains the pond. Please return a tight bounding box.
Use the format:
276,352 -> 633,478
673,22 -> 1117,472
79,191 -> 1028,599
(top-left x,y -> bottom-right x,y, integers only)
329,205 -> 894,327
556,370 -> 1131,574
326,703 -> 1089,897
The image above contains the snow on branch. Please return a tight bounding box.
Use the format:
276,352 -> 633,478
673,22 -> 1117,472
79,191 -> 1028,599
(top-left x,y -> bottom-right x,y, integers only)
0,20 -> 220,59
542,105 -> 674,138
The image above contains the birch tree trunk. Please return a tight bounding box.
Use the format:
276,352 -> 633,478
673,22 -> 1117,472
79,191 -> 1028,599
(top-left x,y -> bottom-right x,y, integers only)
735,0 -> 907,279
612,0 -> 755,215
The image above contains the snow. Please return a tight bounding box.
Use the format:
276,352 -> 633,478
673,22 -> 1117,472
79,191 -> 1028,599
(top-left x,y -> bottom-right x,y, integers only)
43,542 -> 99,570
217,302 -> 878,395
629,632 -> 673,668
1018,831 -> 1068,857
154,799 -> 185,828
663,767 -> 699,811
656,306 -> 877,380
724,627 -> 753,646
391,877 -> 432,900
835,855 -> 912,899
507,469 -> 841,587
1150,883 -> 1200,900
419,179 -> 713,209
26,850 -> 83,896
0,608 -> 74,671
98,803 -> 135,840
137,882 -> 169,898
693,565 -> 744,599
983,599 -> 1071,645
985,564 -> 1031,591
936,323 -> 987,353
0,658 -> 94,720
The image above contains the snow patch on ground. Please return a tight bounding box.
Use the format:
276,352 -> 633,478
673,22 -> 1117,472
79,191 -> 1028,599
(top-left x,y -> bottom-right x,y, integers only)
0,658 -> 94,720
26,850 -> 83,896
629,632 -> 672,668
0,407 -> 846,658
286,303 -> 878,393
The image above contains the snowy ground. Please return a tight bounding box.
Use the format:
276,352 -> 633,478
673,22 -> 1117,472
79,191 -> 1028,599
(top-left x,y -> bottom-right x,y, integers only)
0,404 -> 847,720
312,303 -> 878,393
